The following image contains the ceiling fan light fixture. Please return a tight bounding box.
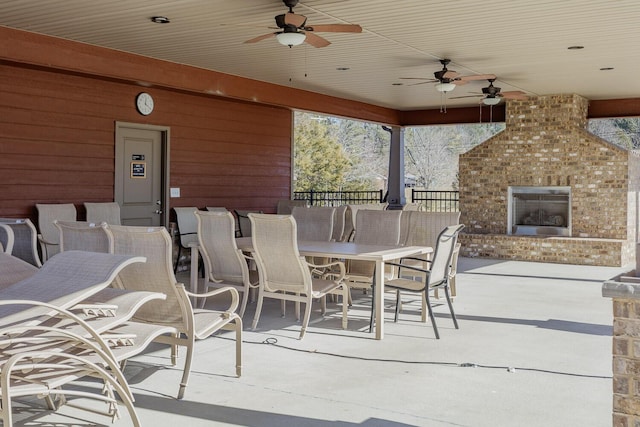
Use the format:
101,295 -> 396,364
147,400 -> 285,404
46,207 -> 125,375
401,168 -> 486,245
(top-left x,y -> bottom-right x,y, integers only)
435,82 -> 456,93
276,32 -> 306,46
482,96 -> 501,106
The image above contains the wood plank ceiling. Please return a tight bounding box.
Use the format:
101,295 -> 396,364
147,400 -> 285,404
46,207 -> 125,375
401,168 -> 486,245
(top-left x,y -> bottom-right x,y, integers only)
0,0 -> 638,111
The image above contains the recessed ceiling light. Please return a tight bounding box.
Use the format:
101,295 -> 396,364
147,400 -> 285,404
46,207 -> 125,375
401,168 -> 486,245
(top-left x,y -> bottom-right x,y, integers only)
150,16 -> 170,24
600,67 -> 614,71
336,67 -> 350,71
567,45 -> 584,50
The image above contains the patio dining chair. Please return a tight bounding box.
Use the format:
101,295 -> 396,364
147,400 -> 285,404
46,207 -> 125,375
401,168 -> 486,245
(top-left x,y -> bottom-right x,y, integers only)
0,218 -> 42,267
104,224 -> 243,399
276,199 -> 308,215
249,213 -> 348,339
173,206 -> 199,273
84,201 -> 122,225
344,209 -> 402,330
0,224 -> 12,254
195,210 -> 259,317
398,211 -> 461,302
332,205 -> 349,242
234,209 -> 263,238
55,220 -> 110,253
36,203 -> 77,262
291,206 -> 336,241
385,224 -> 464,339
343,203 -> 387,242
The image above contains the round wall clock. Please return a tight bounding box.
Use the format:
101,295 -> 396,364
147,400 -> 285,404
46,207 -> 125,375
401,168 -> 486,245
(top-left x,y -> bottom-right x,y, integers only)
135,92 -> 154,115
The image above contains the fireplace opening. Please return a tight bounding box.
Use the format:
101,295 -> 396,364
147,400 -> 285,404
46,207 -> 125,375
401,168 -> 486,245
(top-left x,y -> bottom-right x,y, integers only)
508,186 -> 571,236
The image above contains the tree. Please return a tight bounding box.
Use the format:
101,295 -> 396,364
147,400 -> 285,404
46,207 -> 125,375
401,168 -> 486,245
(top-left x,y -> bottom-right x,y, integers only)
293,113 -> 352,191
404,123 -> 504,190
589,118 -> 640,149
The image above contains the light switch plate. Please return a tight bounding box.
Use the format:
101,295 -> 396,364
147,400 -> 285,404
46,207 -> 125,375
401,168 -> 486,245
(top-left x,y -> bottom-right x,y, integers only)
170,187 -> 180,198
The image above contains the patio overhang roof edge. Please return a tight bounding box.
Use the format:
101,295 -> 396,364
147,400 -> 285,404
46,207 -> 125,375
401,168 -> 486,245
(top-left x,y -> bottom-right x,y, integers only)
0,26 -> 637,127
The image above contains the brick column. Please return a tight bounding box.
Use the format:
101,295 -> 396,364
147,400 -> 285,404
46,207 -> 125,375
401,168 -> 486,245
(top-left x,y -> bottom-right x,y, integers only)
603,278 -> 640,426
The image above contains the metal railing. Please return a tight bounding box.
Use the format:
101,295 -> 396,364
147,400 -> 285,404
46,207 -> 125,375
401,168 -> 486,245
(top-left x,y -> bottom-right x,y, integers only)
293,189 -> 460,212
411,190 -> 459,212
293,190 -> 384,207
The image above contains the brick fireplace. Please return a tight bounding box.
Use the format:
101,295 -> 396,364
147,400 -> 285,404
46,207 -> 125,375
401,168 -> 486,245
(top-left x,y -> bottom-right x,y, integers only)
458,94 -> 640,266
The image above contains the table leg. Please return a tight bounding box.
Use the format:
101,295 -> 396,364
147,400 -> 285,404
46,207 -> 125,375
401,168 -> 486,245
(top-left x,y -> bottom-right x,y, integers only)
375,259 -> 384,340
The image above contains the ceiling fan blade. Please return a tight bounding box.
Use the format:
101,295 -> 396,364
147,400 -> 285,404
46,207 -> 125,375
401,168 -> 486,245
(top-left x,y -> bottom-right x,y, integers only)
458,73 -> 497,82
407,81 -> 436,86
283,12 -> 307,27
501,91 -> 529,100
452,80 -> 469,86
305,24 -> 363,33
304,32 -> 331,48
449,94 -> 483,99
441,70 -> 460,79
399,77 -> 437,81
244,32 -> 276,44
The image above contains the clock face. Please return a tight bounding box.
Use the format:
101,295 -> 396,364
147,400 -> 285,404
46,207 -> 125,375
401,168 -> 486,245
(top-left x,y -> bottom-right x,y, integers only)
136,92 -> 154,115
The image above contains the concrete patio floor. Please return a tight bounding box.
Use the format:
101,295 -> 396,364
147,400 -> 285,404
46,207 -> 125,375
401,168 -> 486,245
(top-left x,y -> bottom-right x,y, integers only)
9,257 -> 631,427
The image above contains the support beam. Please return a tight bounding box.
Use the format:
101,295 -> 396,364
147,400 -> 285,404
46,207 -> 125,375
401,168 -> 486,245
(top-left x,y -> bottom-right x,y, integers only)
386,126 -> 405,210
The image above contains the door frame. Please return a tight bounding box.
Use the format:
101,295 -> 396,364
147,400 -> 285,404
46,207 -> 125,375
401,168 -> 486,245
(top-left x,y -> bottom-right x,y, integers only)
114,121 -> 171,228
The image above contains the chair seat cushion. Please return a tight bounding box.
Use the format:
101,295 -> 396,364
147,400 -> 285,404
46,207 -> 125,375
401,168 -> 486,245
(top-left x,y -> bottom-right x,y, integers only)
386,278 -> 426,292
310,277 -> 341,297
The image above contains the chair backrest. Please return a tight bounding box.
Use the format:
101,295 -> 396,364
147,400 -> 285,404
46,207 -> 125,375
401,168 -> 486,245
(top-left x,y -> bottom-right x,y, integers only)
0,218 -> 42,267
291,206 -> 335,241
55,220 -> 110,253
0,223 -> 14,254
205,207 -> 228,212
36,203 -> 77,260
400,211 -> 461,250
344,203 -> 387,242
234,209 -> 262,237
428,224 -> 465,287
195,211 -> 250,284
249,213 -> 311,294
84,202 -> 121,225
353,209 -> 402,245
105,224 -> 190,326
276,199 -> 308,215
332,205 -> 348,242
173,207 -> 199,248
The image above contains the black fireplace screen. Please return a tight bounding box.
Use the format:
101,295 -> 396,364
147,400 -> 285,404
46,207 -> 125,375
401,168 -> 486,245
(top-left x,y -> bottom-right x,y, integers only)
509,187 -> 571,236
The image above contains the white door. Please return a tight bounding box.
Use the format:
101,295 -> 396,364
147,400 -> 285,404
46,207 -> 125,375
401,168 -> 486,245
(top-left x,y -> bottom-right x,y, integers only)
115,123 -> 169,226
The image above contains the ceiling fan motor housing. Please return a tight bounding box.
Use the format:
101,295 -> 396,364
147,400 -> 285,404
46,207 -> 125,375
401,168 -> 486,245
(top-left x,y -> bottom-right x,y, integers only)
283,0 -> 299,9
482,85 -> 501,95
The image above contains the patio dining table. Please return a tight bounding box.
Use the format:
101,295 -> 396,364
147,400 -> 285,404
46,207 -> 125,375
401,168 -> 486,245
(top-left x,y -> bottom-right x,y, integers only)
231,237 -> 432,340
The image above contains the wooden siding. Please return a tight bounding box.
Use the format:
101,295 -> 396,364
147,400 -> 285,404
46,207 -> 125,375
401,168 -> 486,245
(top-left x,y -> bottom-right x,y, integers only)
0,63 -> 292,221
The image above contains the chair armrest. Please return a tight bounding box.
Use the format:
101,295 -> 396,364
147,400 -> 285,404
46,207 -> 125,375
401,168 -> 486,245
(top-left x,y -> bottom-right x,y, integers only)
36,234 -> 58,246
306,259 -> 346,281
386,261 -> 432,275
184,285 -> 240,313
399,256 -> 432,265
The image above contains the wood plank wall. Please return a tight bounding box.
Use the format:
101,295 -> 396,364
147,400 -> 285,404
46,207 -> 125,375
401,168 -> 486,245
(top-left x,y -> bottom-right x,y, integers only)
0,63 -> 292,221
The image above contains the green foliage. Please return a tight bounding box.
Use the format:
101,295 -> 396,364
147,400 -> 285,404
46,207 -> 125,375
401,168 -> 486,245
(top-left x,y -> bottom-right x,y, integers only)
294,113 -> 353,191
